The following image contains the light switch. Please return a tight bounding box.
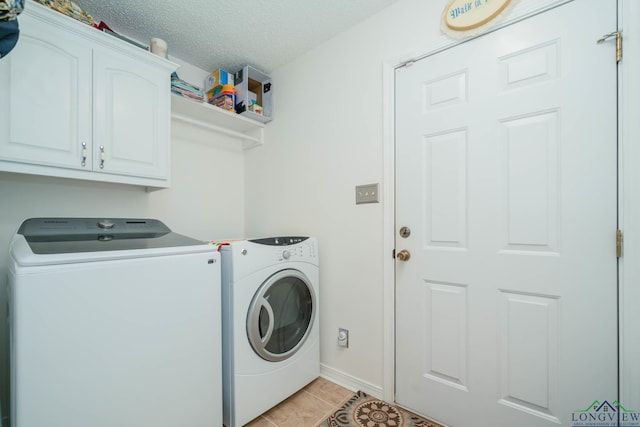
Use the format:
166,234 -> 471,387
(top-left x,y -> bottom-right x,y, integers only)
355,183 -> 380,204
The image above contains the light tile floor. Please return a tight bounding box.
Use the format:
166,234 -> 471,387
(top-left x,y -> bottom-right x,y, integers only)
243,377 -> 355,427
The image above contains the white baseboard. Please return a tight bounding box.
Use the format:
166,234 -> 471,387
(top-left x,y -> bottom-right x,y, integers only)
320,363 -> 384,400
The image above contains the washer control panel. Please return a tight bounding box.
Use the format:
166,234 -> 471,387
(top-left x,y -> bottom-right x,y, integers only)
19,217 -> 170,241
15,218 -> 206,255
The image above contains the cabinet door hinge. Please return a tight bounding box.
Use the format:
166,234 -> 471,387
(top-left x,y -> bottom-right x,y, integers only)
398,59 -> 416,69
597,31 -> 622,63
616,229 -> 624,258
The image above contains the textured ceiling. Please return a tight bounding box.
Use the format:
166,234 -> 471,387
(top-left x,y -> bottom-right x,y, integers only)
72,0 -> 398,74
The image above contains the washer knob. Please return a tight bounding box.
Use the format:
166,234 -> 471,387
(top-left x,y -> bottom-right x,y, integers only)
282,250 -> 290,260
98,220 -> 115,229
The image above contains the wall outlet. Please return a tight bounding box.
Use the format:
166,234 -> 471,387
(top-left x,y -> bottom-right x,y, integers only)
337,328 -> 349,348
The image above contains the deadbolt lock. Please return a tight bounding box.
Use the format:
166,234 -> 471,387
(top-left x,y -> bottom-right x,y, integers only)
396,249 -> 411,261
399,226 -> 411,238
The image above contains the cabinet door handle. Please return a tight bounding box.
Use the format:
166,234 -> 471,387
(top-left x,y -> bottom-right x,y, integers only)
81,142 -> 88,167
99,145 -> 105,169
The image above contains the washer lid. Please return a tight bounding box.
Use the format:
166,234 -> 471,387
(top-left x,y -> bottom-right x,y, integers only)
17,217 -> 204,254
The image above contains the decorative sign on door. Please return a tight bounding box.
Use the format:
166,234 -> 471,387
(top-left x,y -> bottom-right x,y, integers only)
441,0 -> 513,38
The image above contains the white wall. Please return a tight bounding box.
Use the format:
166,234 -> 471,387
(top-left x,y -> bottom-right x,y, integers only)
245,0 -> 638,400
0,82 -> 246,422
244,0 -> 447,393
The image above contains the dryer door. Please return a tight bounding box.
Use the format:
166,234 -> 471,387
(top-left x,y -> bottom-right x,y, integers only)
247,269 -> 316,362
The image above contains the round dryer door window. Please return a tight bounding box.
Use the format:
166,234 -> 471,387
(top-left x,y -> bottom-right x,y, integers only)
247,269 -> 316,362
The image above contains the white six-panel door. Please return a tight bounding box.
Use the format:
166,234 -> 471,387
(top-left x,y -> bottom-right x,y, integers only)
395,1 -> 617,426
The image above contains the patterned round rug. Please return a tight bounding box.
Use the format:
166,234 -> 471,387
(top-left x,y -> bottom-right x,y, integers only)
320,391 -> 443,427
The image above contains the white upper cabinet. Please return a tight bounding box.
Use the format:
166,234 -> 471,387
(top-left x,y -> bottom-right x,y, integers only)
0,2 -> 177,189
93,47 -> 171,180
0,11 -> 93,171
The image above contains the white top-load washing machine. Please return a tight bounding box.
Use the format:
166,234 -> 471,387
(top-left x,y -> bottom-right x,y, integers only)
7,218 -> 222,427
219,237 -> 319,427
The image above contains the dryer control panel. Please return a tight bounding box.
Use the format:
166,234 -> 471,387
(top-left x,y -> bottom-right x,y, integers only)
248,236 -> 308,246
247,237 -> 316,262
249,236 -> 315,261
273,242 -> 316,262
223,237 -> 318,269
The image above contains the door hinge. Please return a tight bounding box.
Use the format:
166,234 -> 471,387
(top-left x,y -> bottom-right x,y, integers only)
597,31 -> 622,63
616,229 -> 623,258
399,59 -> 416,69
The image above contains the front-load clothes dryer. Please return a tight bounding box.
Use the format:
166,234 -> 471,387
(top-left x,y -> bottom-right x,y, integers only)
8,218 -> 222,427
219,237 -> 319,427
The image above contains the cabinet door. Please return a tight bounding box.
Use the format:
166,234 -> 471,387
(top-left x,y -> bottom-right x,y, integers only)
93,48 -> 170,180
0,12 -> 93,170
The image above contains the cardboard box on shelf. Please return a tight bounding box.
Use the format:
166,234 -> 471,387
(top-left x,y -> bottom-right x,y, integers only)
234,66 -> 272,123
204,69 -> 234,93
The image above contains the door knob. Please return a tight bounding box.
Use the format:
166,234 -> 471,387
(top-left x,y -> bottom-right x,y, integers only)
396,249 -> 411,261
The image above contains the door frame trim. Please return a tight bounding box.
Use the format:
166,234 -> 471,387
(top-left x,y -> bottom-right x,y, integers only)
619,0 -> 640,412
380,0 -> 623,404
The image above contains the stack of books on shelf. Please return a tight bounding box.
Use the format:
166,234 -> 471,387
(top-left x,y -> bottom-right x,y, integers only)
171,72 -> 204,101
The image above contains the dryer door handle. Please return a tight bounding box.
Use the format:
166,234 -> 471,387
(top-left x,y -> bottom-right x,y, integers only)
259,298 -> 275,345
